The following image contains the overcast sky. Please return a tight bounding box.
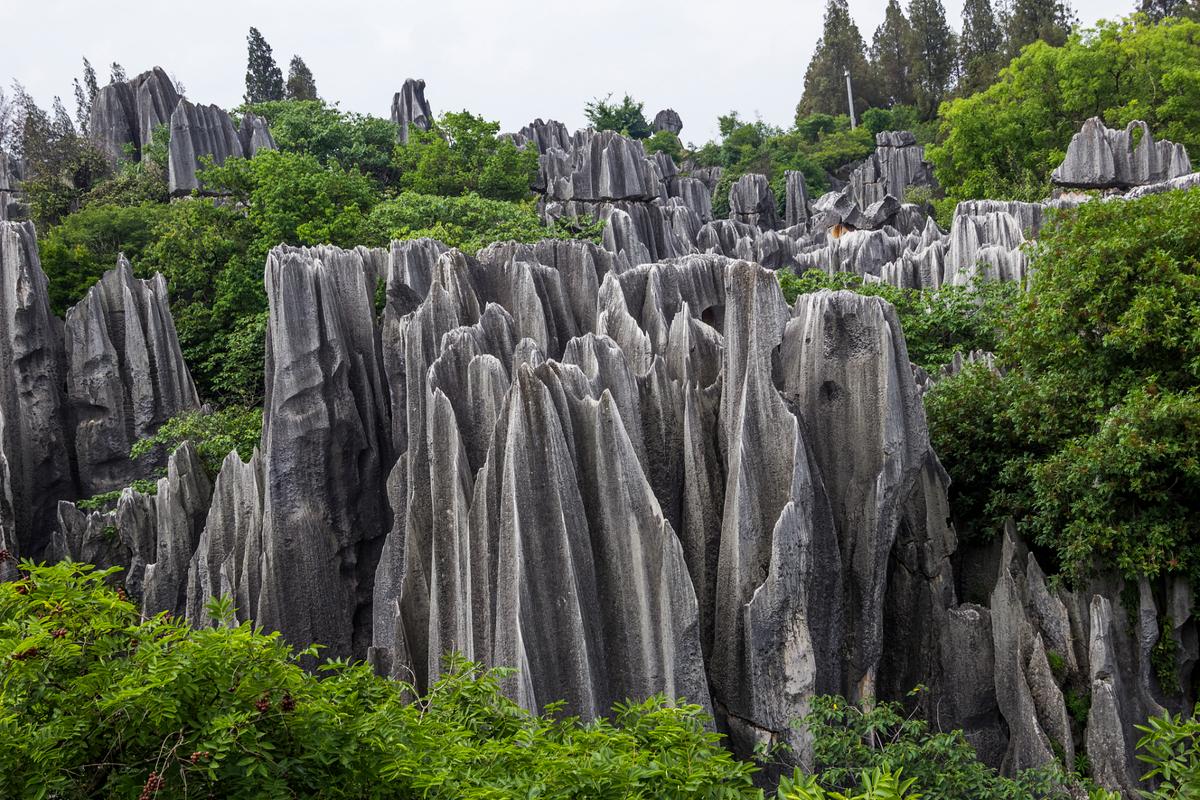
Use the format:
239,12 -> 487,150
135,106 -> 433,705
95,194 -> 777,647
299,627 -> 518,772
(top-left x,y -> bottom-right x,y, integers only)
6,0 -> 1135,143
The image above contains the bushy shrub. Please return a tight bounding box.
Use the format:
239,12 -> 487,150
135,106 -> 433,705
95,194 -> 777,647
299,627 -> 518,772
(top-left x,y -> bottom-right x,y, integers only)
0,561 -> 760,798
131,406 -> 263,478
242,99 -> 397,182
392,111 -> 538,201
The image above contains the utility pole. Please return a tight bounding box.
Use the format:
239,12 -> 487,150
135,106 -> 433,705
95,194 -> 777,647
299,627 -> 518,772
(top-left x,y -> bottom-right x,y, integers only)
845,68 -> 857,129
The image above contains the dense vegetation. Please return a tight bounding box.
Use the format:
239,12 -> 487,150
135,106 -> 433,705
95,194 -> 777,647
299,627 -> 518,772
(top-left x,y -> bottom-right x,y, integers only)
11,562 -> 1186,798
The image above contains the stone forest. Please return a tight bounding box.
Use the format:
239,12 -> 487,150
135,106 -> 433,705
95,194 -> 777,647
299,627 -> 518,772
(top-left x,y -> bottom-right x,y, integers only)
2,1 -> 1200,797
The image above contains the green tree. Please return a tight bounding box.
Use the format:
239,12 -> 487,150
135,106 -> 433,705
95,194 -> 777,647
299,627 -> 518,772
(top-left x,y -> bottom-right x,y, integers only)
959,0 -> 1006,95
871,0 -> 916,106
242,99 -> 396,181
927,189 -> 1200,577
798,0 -> 877,117
1138,0 -> 1200,21
285,55 -> 319,101
929,16 -> 1200,202
131,407 -> 263,477
1136,704 -> 1200,798
1007,0 -> 1075,54
392,110 -> 538,200
244,26 -> 285,104
583,93 -> 652,139
645,129 -> 685,161
907,0 -> 959,117
72,57 -> 99,135
0,560 -> 760,798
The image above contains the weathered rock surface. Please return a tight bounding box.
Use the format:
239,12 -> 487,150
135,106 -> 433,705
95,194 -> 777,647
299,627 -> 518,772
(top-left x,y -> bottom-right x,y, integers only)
849,130 -> 936,208
168,100 -> 244,195
652,108 -> 683,135
0,221 -> 73,558
238,112 -> 276,157
89,67 -> 180,166
728,173 -> 779,230
391,78 -> 434,144
785,170 -> 810,228
1052,118 -> 1191,189
64,258 -> 199,497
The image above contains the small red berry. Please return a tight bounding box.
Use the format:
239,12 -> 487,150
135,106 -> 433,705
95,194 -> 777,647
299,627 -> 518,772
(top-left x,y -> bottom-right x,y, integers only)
255,695 -> 271,713
14,583 -> 28,595
51,628 -> 67,638
280,693 -> 295,712
0,548 -> 10,562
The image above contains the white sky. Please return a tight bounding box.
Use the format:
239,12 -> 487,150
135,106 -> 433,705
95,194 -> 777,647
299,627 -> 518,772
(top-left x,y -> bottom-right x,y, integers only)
5,0 -> 1135,144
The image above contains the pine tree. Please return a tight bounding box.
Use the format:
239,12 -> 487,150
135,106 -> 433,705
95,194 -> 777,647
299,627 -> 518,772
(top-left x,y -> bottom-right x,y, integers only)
871,0 -> 915,106
1139,0 -> 1200,20
798,0 -> 877,118
72,57 -> 98,135
907,0 -> 957,118
959,0 -> 1005,95
244,27 -> 285,104
109,62 -> 126,84
1007,0 -> 1075,54
285,56 -> 319,101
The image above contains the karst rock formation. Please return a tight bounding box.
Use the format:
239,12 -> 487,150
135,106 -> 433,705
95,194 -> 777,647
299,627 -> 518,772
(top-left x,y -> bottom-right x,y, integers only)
3,104 -> 1199,794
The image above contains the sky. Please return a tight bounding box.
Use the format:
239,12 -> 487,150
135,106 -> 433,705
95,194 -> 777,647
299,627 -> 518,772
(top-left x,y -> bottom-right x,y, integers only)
5,0 -> 1136,144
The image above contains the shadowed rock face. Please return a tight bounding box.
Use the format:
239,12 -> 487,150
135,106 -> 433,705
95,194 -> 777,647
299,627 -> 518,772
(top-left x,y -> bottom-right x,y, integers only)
238,112 -> 276,157
64,258 -> 200,497
0,221 -> 74,557
785,170 -> 810,228
729,174 -> 780,230
391,78 -> 434,144
653,108 -> 683,135
1052,118 -> 1191,189
89,67 -> 181,166
850,130 -> 936,209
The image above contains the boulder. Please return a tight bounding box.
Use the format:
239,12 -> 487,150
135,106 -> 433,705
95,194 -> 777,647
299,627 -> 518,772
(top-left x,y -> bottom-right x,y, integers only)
652,108 -> 683,135
1052,118 -> 1191,189
168,100 -> 244,195
88,67 -> 180,166
728,173 -> 779,230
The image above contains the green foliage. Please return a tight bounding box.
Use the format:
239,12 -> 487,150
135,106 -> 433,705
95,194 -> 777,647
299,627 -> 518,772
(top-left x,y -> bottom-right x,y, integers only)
777,270 -> 1017,374
392,111 -> 538,201
1152,617 -> 1181,693
1136,704 -> 1200,799
778,767 -> 921,800
803,695 -> 1067,799
244,26 -> 284,104
130,407 -> 263,478
285,55 -> 319,101
241,100 -> 396,181
646,129 -> 685,161
799,0 -> 878,117
75,479 -> 159,511
363,191 -> 597,255
1065,688 -> 1091,727
37,202 -> 169,314
930,17 -> 1200,201
926,189 -> 1200,577
83,124 -> 170,208
201,149 -> 379,256
0,561 -> 760,798
583,93 -> 652,139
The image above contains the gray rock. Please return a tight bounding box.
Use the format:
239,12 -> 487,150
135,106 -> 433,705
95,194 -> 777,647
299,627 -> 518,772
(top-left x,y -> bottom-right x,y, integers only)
259,244 -> 393,658
1052,118 -> 1191,189
391,78 -> 434,144
140,443 -> 212,616
168,99 -> 244,195
541,129 -> 661,202
785,170 -> 809,228
88,67 -> 180,166
238,112 -> 276,157
64,258 -> 199,497
652,108 -> 683,135
728,173 -> 779,230
849,130 -> 935,209
0,221 -> 74,558
1086,595 -> 1150,795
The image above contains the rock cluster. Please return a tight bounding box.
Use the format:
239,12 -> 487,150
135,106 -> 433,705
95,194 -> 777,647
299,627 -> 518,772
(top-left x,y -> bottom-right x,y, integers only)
88,67 -> 181,166
391,78 -> 434,144
169,100 -> 276,195
0,220 -> 198,559
850,130 -> 936,208
1052,118 -> 1191,190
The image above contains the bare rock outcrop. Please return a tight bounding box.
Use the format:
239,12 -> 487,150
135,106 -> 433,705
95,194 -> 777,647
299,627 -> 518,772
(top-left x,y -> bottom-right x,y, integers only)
238,112 -> 276,157
88,67 -> 180,166
1052,118 -> 1191,190
728,173 -> 779,231
168,100 -> 243,195
0,221 -> 74,558
391,78 -> 434,144
652,108 -> 683,135
64,258 -> 199,497
785,170 -> 810,228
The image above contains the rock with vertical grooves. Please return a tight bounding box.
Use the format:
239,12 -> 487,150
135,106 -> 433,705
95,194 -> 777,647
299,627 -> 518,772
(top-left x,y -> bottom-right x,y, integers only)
186,449 -> 264,625
88,67 -> 180,166
238,112 -> 276,157
849,130 -> 936,209
0,220 -> 74,559
64,257 -> 200,497
168,99 -> 244,195
728,173 -> 779,230
259,244 -> 393,658
391,78 -> 433,144
140,442 -> 212,616
541,129 -> 660,202
1052,118 -> 1191,189
652,108 -> 683,135
785,170 -> 810,228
